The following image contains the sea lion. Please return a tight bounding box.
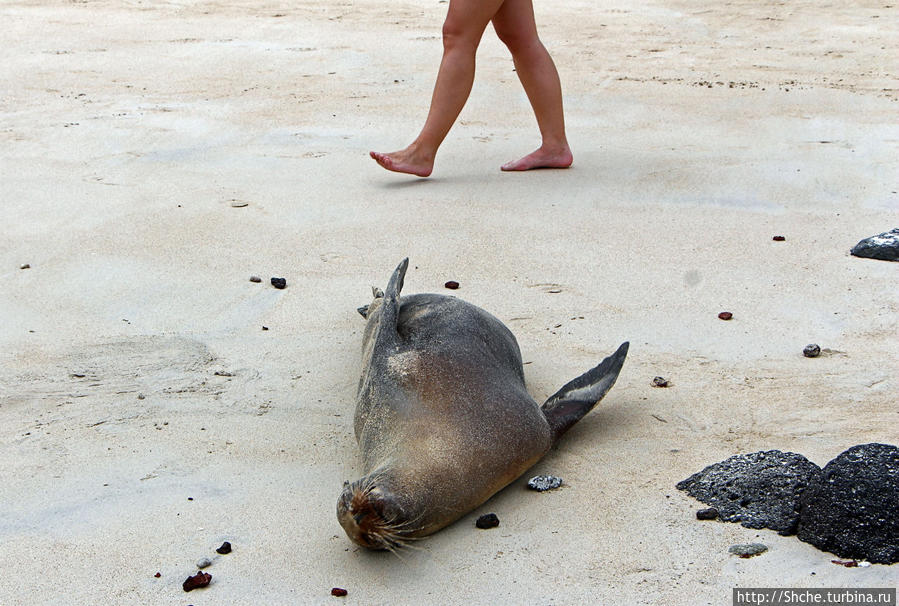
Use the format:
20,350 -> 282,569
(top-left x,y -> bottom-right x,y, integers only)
337,258 -> 629,550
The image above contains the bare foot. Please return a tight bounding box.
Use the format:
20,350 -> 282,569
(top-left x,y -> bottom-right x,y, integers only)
370,149 -> 434,177
500,146 -> 573,171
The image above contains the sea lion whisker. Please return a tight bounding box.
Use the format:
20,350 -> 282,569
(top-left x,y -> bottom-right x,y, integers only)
383,511 -> 427,532
378,529 -> 424,556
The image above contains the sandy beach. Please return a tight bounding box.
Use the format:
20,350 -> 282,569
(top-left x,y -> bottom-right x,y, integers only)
1,0 -> 897,603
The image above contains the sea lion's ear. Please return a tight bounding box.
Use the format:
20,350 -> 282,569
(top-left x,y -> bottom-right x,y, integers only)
541,341 -> 629,442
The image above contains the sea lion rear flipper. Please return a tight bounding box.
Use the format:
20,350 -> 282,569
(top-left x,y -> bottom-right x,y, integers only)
355,259 -> 409,435
368,258 -> 408,352
358,287 -> 385,319
381,258 -> 407,324
541,341 -> 629,442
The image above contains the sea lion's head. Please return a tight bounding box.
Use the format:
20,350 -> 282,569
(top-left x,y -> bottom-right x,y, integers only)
337,474 -> 415,551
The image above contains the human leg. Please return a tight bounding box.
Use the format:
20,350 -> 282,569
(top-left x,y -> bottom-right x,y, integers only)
491,0 -> 572,171
370,0 -> 505,176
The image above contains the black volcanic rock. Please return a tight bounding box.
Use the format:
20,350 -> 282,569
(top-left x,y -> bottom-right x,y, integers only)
676,450 -> 821,534
797,443 -> 899,564
850,228 -> 899,261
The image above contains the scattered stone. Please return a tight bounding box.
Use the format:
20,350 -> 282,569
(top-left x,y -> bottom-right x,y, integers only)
262,326 -> 269,331
850,228 -> 899,261
154,572 -> 161,578
475,513 -> 500,529
797,443 -> 899,564
696,507 -> 719,520
196,557 -> 212,569
802,344 -> 821,358
216,541 -> 232,554
182,571 -> 212,592
20,263 -> 31,270
229,200 -> 249,208
137,393 -> 145,400
676,450 -> 821,534
271,277 -> 287,289
831,559 -> 858,567
331,587 -> 348,597
718,311 -> 733,320
772,236 -> 786,241
527,475 -> 563,492
444,280 -> 460,290
249,276 -> 262,283
652,376 -> 669,388
729,543 -> 768,558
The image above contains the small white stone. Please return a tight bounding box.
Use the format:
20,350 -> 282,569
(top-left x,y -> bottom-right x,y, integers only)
196,557 -> 213,569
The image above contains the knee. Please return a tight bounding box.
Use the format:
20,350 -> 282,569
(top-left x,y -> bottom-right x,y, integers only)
494,25 -> 539,56
441,19 -> 478,52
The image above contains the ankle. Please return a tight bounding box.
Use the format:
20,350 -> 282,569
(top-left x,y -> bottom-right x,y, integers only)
541,140 -> 570,155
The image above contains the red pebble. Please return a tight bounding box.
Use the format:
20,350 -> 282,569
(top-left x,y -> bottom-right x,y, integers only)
718,312 -> 733,320
831,559 -> 858,567
182,571 -> 212,592
331,587 -> 348,597
772,235 -> 786,241
444,281 -> 460,290
154,572 -> 161,578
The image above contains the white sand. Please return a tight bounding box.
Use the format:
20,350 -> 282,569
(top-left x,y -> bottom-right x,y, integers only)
1,0 -> 897,603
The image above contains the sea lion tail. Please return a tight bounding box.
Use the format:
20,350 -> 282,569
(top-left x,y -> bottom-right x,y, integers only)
541,341 -> 629,442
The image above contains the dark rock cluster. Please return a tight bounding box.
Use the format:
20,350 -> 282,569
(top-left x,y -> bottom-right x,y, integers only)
797,443 -> 899,565
678,443 -> 899,564
676,450 -> 820,534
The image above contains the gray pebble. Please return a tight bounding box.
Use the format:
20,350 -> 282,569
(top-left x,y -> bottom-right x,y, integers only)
803,344 -> 821,358
249,276 -> 262,283
729,543 -> 768,558
652,376 -> 669,388
196,557 -> 213,569
20,263 -> 31,270
527,475 -> 562,492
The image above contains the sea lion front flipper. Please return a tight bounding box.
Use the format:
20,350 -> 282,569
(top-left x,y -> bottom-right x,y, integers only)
541,341 -> 629,442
